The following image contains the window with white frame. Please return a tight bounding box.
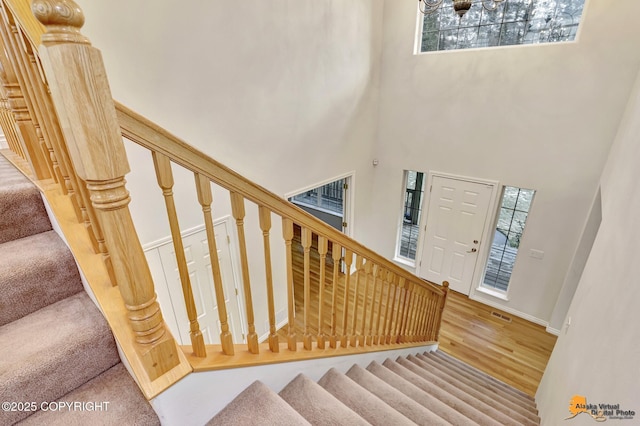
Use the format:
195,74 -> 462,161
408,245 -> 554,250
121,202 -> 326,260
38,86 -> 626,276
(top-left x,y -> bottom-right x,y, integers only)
419,0 -> 585,53
396,171 -> 426,262
482,185 -> 535,292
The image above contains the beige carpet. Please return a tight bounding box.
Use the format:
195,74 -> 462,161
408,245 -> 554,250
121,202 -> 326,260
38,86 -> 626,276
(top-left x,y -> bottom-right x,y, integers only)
0,154 -> 159,425
208,351 -> 540,425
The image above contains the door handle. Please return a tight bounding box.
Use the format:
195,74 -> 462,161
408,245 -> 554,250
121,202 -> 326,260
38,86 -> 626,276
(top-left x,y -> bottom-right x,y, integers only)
467,248 -> 477,253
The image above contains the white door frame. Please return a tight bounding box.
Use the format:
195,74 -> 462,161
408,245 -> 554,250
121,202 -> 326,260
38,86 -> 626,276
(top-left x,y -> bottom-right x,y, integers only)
143,217 -> 247,345
415,171 -> 501,295
284,171 -> 355,237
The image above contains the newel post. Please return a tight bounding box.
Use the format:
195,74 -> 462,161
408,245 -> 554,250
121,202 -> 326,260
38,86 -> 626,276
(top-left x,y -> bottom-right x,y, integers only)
33,0 -> 180,380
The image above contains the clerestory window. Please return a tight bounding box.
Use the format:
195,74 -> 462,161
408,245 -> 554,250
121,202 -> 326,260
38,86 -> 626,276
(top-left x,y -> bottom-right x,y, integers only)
419,0 -> 585,52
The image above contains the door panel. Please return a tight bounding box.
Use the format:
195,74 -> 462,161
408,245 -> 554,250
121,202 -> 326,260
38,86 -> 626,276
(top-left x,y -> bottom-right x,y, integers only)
157,221 -> 244,344
420,176 -> 493,294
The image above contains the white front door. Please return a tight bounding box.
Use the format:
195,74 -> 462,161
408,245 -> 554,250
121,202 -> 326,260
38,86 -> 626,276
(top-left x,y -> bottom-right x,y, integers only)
157,220 -> 245,344
419,175 -> 494,294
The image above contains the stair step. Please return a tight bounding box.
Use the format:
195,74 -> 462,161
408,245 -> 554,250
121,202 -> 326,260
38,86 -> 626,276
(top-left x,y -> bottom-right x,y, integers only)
413,353 -> 539,424
345,364 -> 450,426
318,368 -> 415,426
422,352 -> 538,413
384,358 -> 502,426
207,381 -> 310,426
0,230 -> 83,326
0,155 -> 52,244
210,351 -> 542,425
432,350 -> 537,406
366,360 -> 476,425
279,374 -> 369,425
0,292 -> 120,424
16,363 -> 159,425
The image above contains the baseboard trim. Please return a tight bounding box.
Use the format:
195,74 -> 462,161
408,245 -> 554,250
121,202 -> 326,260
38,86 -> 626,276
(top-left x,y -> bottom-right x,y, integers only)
545,326 -> 561,336
469,293 -> 550,328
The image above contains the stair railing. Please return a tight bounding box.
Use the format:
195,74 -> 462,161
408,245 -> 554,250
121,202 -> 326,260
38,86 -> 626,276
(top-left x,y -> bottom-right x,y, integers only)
0,0 -> 449,398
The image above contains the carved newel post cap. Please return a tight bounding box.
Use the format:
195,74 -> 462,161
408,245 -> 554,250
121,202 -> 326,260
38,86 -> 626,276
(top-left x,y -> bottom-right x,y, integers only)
32,0 -> 89,45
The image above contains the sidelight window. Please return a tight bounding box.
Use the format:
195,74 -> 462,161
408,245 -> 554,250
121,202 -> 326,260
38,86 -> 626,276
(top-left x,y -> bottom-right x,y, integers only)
482,185 -> 534,292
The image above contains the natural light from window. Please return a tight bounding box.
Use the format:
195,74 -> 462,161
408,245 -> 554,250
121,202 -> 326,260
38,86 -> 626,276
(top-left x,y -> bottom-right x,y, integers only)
419,0 -> 585,52
482,185 -> 535,293
397,170 -> 425,262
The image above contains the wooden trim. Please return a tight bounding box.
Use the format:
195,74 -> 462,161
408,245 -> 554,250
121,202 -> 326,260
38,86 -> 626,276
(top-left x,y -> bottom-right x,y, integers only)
185,341 -> 438,372
115,102 -> 444,299
2,155 -> 193,399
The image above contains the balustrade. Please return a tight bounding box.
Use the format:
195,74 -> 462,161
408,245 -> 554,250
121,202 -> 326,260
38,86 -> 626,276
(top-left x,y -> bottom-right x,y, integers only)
0,0 -> 450,396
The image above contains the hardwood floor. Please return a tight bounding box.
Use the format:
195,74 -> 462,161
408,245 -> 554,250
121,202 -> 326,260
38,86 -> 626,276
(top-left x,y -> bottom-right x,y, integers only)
438,290 -> 556,397
279,225 -> 557,397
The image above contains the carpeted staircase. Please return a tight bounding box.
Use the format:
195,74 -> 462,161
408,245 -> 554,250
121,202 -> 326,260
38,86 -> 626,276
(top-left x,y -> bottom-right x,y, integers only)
0,154 -> 159,425
209,350 -> 540,425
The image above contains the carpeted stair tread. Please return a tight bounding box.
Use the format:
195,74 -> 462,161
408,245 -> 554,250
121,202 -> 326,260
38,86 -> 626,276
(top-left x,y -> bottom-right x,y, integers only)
318,368 -> 415,426
421,352 -> 538,414
345,364 -> 451,426
400,356 -> 533,425
0,230 -> 83,326
279,373 -> 369,425
0,155 -> 52,244
17,363 -> 159,425
432,350 -> 536,405
414,353 -> 539,424
383,358 -> 503,426
0,292 -> 120,424
207,380 -> 311,426
366,361 -> 479,425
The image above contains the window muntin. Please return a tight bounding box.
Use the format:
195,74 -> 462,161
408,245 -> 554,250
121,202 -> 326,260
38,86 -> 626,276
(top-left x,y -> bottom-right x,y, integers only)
397,171 -> 426,261
482,186 -> 534,292
419,0 -> 585,52
290,179 -> 345,216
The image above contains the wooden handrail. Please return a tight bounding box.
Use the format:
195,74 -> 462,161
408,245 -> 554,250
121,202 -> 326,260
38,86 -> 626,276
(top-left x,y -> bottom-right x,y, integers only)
0,0 -> 450,395
115,101 -> 444,299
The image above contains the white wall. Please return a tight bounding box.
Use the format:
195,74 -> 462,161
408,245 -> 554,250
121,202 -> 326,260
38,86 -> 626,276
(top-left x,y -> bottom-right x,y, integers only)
80,0 -> 383,243
536,65 -> 640,426
547,187 -> 601,334
78,1 -> 384,340
366,0 -> 640,323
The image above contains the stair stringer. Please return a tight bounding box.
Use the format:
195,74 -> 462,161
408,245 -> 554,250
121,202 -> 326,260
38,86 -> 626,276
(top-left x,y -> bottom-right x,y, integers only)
151,344 -> 438,426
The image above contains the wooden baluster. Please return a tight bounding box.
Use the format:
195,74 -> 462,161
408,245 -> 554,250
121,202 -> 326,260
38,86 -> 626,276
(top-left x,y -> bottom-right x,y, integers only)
434,281 -> 450,341
419,292 -> 431,341
373,267 -> 386,345
405,284 -> 417,342
350,255 -> 364,347
398,282 -> 412,343
0,99 -> 23,158
384,274 -> 399,344
359,260 -> 372,347
414,289 -> 427,342
426,292 -> 438,340
329,243 -> 341,349
410,288 -> 420,343
0,19 -> 50,180
153,152 -> 206,357
317,236 -> 328,349
35,2 -> 180,379
301,227 -> 313,350
194,173 -> 234,355
366,263 -> 379,346
393,277 -> 407,343
258,206 -> 279,353
282,218 -> 296,351
340,249 -> 353,348
382,271 -> 395,344
415,288 -> 427,342
230,192 -> 259,354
